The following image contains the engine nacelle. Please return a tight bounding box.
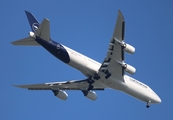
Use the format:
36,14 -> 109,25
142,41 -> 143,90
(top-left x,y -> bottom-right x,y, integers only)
55,90 -> 68,100
123,43 -> 135,54
84,90 -> 97,101
29,31 -> 36,39
124,64 -> 136,75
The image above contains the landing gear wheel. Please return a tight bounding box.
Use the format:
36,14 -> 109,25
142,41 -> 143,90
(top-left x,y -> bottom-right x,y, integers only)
146,105 -> 150,108
88,85 -> 93,90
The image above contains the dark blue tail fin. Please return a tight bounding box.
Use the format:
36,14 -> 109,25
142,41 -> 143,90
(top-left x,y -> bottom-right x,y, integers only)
25,10 -> 40,32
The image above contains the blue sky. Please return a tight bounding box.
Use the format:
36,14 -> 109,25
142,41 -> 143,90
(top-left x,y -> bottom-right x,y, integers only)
0,0 -> 173,119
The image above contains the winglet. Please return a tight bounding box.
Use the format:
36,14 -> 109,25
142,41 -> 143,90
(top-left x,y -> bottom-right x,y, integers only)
25,10 -> 40,32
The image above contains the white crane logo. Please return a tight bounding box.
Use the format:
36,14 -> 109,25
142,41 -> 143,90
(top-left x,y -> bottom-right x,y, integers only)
32,23 -> 39,32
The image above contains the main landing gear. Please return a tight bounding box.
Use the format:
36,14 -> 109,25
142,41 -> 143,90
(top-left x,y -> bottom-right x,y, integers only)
87,77 -> 94,90
93,73 -> 100,80
87,73 -> 100,90
146,101 -> 151,108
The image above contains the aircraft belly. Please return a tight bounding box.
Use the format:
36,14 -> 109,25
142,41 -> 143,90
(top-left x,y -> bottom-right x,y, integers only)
98,75 -> 154,103
121,80 -> 155,103
67,52 -> 94,76
98,76 -> 124,90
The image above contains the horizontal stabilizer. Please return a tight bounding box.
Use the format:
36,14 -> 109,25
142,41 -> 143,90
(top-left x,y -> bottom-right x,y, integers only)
11,37 -> 40,46
35,18 -> 50,42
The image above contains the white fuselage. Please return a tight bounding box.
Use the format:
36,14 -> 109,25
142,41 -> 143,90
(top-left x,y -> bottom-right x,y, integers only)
64,45 -> 161,104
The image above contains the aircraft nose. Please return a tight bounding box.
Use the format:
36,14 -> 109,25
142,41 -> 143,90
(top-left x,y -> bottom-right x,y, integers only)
150,89 -> 161,103
155,95 -> 162,103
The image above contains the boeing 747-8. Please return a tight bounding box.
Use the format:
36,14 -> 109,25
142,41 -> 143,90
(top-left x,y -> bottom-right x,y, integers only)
12,10 -> 161,108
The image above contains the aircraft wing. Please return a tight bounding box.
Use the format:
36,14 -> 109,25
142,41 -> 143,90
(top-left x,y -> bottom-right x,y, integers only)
98,10 -> 125,80
13,78 -> 107,91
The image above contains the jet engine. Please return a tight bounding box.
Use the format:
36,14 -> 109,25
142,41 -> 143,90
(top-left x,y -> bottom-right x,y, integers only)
122,43 -> 135,54
29,31 -> 36,39
123,63 -> 136,75
54,90 -> 68,100
82,90 -> 97,101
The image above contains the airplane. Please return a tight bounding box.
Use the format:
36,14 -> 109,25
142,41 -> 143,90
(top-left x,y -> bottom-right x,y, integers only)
12,10 -> 161,108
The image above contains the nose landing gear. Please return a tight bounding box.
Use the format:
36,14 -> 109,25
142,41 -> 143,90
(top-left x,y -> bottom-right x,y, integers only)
146,101 -> 151,108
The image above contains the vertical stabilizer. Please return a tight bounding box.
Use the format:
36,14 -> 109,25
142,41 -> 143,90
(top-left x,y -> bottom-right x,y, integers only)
11,11 -> 50,46
25,10 -> 40,32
